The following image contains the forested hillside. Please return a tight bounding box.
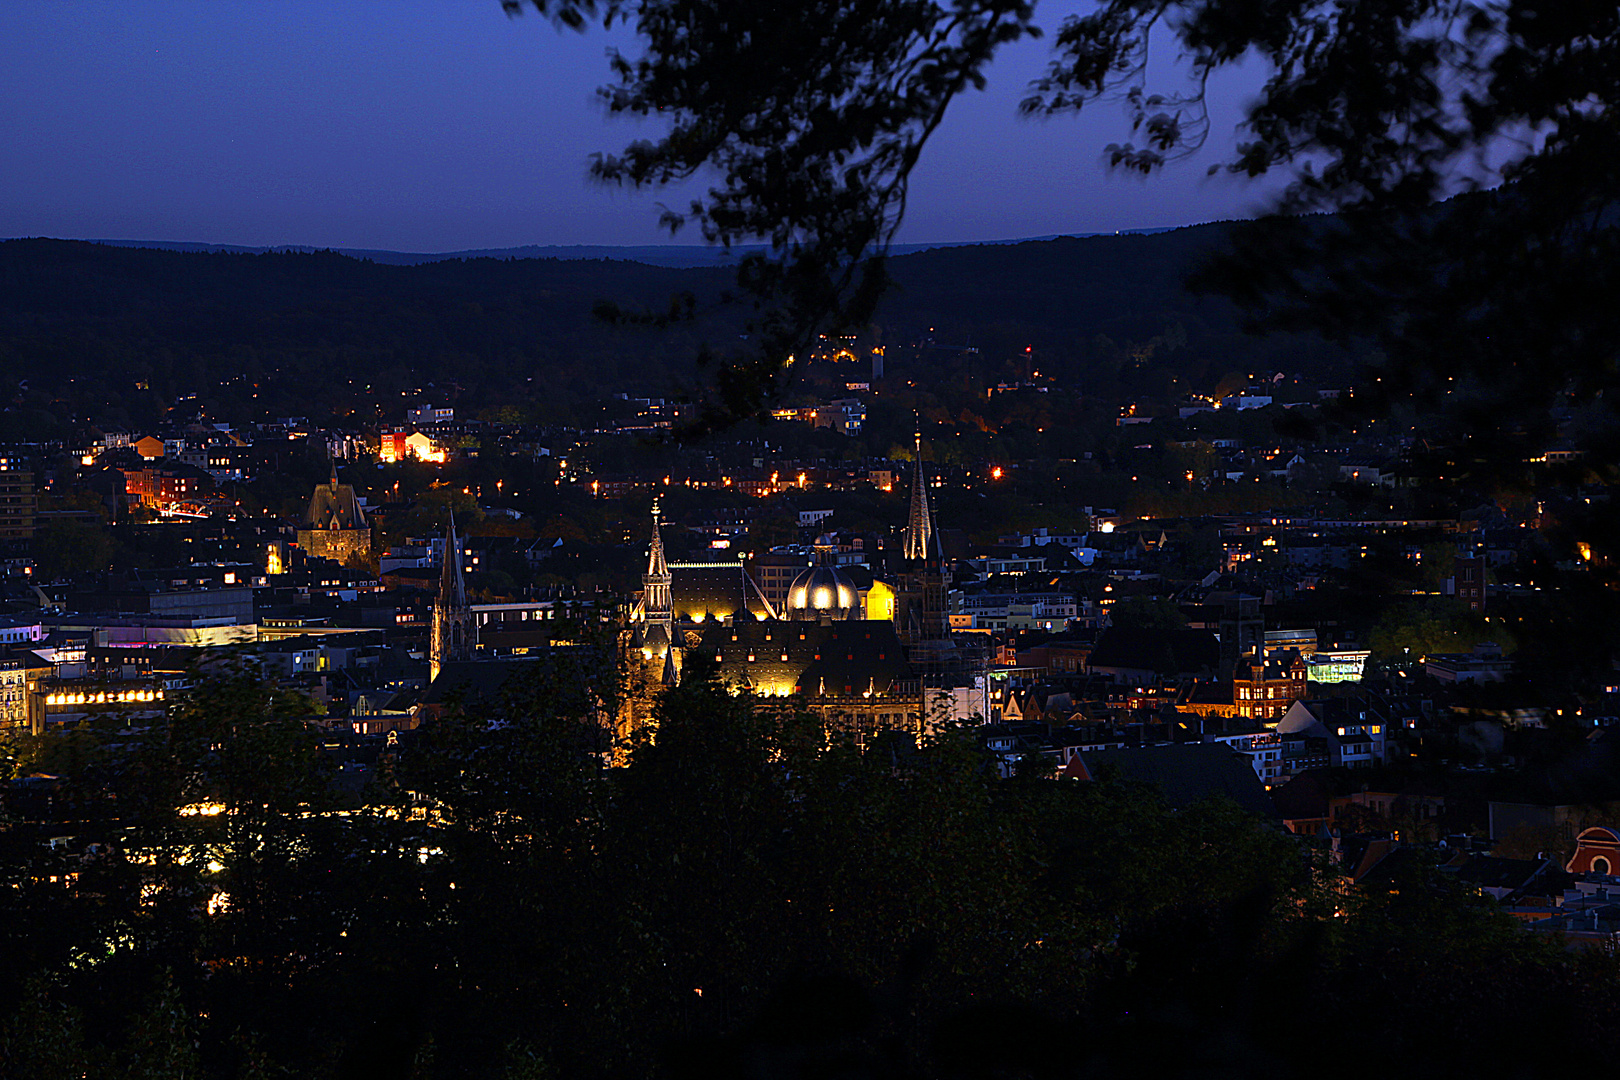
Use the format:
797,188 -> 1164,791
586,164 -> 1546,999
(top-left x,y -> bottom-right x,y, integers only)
0,239 -> 732,433
0,227 -> 1356,434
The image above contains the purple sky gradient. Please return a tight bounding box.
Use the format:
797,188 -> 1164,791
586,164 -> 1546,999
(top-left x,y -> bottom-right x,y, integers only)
1,1 -> 1283,251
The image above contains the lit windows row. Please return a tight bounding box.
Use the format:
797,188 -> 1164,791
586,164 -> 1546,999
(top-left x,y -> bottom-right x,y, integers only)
46,689 -> 164,706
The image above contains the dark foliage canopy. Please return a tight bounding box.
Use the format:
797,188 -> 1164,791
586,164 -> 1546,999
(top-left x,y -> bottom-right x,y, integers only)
6,665 -> 1620,1078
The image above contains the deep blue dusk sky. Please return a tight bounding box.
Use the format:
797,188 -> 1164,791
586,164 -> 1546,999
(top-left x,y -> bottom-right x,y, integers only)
1,1 -> 1279,252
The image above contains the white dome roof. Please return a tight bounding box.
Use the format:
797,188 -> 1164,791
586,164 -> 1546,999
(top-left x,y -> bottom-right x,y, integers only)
785,564 -> 858,618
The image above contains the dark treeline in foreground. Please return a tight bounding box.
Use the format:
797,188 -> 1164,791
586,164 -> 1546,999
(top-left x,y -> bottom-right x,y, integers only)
2,656 -> 1616,1079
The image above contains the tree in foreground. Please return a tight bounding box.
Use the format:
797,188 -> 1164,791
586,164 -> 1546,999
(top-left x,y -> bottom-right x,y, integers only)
504,0 -> 1617,452
9,666 -> 1620,1076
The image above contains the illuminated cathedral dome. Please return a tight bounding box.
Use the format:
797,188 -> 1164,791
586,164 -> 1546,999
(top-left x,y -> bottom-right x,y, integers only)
785,564 -> 859,620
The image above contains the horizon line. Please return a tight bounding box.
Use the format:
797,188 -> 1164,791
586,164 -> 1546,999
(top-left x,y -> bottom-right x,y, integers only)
7,227 -> 1193,268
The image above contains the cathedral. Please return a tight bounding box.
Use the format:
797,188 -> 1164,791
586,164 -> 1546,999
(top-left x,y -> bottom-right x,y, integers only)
627,438 -> 979,744
297,460 -> 372,566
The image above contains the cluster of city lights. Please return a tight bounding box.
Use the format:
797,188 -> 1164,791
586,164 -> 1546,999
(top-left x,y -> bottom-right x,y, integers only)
46,688 -> 164,706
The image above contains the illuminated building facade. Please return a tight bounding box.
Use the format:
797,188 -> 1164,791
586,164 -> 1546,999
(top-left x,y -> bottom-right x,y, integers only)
1233,649 -> 1309,722
863,579 -> 896,622
379,429 -> 447,464
124,466 -> 210,512
641,505 -> 673,658
0,658 -> 34,730
784,562 -> 860,620
297,461 -> 371,566
702,618 -> 927,744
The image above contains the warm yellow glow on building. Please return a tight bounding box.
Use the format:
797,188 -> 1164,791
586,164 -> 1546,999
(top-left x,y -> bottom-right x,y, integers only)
865,580 -> 896,622
405,432 -> 446,463
47,688 -> 163,706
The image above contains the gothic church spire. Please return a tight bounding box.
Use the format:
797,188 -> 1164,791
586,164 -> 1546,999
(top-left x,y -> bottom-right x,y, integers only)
430,511 -> 474,682
903,430 -> 935,562
643,501 -> 674,644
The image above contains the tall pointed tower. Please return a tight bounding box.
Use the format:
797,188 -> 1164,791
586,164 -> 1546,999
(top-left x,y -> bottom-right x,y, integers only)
642,502 -> 674,655
903,430 -> 934,562
430,512 -> 474,682
896,432 -> 950,644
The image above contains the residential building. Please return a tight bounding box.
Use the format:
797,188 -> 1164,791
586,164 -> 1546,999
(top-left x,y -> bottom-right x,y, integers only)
0,469 -> 37,540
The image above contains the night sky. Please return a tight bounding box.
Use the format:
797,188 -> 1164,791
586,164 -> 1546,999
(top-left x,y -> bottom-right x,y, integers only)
2,1 -> 1279,252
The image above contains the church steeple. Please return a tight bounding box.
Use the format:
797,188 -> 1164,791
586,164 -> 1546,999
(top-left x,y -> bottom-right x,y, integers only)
647,501 -> 670,582
430,511 -> 474,682
643,501 -> 673,644
894,429 -> 950,646
903,430 -> 935,562
439,512 -> 468,611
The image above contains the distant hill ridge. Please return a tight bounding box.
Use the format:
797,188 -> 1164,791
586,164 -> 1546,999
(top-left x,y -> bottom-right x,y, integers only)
62,230 -> 1178,269
0,226 -> 1241,348
0,223 -> 1351,434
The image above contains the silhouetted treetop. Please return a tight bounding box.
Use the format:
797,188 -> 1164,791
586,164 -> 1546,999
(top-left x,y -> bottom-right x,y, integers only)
505,0 -> 1618,444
